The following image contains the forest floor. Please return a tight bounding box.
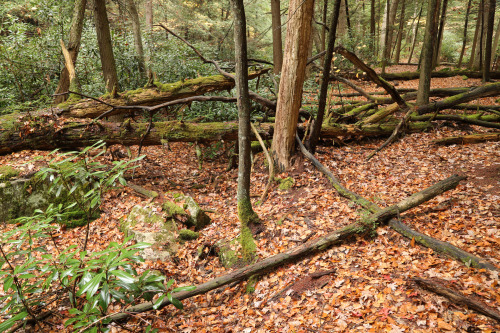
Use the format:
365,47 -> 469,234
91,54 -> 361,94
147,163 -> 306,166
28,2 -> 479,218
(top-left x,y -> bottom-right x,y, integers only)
1,66 -> 499,332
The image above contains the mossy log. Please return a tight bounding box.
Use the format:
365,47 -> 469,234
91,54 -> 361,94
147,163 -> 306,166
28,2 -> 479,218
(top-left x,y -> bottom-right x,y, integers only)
55,70 -> 268,119
0,111 -> 434,154
433,132 -> 500,145
379,70 -> 500,81
106,174 -> 465,323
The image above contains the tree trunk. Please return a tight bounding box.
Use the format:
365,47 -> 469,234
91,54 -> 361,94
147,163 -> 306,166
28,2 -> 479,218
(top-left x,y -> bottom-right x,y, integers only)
145,0 -> 153,32
126,0 -> 146,80
457,0 -> 473,68
270,0 -> 283,74
416,0 -> 440,106
482,0 -> 496,82
271,0 -> 315,172
231,0 -> 259,263
53,0 -> 87,104
321,0 -> 328,57
370,0 -> 376,52
473,0 -> 486,70
307,0 -> 342,153
407,4 -> 423,64
468,4 -> 482,69
94,0 -> 119,94
433,0 -> 448,68
380,0 -> 390,71
393,0 -> 406,63
492,17 -> 500,65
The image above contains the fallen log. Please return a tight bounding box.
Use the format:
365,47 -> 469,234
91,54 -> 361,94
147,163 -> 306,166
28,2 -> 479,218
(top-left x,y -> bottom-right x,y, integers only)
380,70 -> 500,81
104,174 -> 464,323
0,111 -> 435,155
296,137 -> 497,271
55,69 -> 268,119
433,132 -> 500,145
412,277 -> 500,322
416,82 -> 500,115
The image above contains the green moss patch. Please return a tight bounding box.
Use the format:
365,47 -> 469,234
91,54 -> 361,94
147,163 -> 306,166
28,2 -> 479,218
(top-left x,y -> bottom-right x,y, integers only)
178,229 -> 199,240
276,177 -> 294,191
0,166 -> 20,180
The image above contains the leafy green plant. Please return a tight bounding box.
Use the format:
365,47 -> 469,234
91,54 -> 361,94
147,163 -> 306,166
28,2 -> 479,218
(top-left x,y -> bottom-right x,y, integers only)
0,142 -> 195,332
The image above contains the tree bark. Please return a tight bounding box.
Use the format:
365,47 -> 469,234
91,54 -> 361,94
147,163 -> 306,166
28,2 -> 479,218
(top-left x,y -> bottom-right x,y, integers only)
271,0 -> 315,172
231,0 -> 259,258
416,0 -> 441,105
468,3 -> 482,69
407,4 -> 422,64
53,0 -> 87,104
270,0 -> 283,74
483,0 -> 496,82
94,0 -> 119,94
381,0 -> 391,73
125,0 -> 146,80
433,132 -> 500,145
307,0 -> 342,153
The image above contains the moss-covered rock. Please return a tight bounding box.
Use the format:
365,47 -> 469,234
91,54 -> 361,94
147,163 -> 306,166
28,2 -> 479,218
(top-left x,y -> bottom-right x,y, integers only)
120,204 -> 179,261
216,239 -> 238,268
165,195 -> 211,230
178,229 -> 199,240
277,177 -> 294,191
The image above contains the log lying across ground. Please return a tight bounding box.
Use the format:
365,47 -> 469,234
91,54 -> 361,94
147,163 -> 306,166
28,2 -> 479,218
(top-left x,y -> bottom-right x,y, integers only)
0,114 -> 435,155
379,70 -> 500,81
56,69 -> 269,119
433,132 -> 500,145
105,174 -> 466,323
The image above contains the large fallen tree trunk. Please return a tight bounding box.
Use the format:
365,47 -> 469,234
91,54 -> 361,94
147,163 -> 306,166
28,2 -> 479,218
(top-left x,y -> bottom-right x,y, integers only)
433,132 -> 500,145
0,112 -> 435,155
55,69 -> 268,118
104,174 -> 466,323
380,70 -> 500,81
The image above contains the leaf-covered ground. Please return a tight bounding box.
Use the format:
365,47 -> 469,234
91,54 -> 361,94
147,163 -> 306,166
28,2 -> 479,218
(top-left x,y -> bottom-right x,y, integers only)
0,69 -> 499,332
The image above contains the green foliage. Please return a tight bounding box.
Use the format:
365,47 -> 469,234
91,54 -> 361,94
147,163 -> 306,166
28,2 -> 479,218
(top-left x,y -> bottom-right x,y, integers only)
0,142 -> 194,331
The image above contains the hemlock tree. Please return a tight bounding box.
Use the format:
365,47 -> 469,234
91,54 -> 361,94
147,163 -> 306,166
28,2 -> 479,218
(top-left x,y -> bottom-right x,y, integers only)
270,0 -> 283,74
94,0 -> 119,94
416,0 -> 440,106
53,0 -> 87,104
271,0 -> 315,172
230,0 -> 259,262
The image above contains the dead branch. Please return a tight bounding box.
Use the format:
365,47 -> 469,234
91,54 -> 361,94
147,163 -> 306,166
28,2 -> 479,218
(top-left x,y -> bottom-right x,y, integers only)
104,174 -> 464,324
296,136 -> 497,271
250,122 -> 275,204
412,277 -> 500,322
432,132 -> 500,145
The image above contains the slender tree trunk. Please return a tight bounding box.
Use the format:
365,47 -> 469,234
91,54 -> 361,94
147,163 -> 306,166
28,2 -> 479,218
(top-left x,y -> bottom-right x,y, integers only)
381,0 -> 391,73
492,16 -> 500,65
322,0 -> 328,56
271,0 -> 315,172
145,0 -> 153,32
416,0 -> 440,106
433,0 -> 448,68
307,0 -> 342,153
379,0 -> 389,60
473,0 -> 486,69
393,0 -> 406,63
271,0 -> 283,74
408,4 -> 422,64
126,0 -> 146,80
344,0 -> 352,39
457,0 -> 473,68
231,0 -> 259,261
370,0 -> 376,52
94,0 -> 119,94
387,0 -> 399,50
483,0 -> 496,82
338,0 -> 347,37
54,0 -> 87,104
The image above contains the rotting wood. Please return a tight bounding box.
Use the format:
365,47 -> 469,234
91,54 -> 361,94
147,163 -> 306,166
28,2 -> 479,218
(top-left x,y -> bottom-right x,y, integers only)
296,136 -> 497,271
56,69 -> 268,119
104,174 -> 465,324
412,277 -> 500,322
432,132 -> 500,145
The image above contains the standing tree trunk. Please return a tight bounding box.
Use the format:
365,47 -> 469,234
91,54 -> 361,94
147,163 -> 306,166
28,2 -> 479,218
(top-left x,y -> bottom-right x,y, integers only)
321,0 -> 328,57
381,0 -> 392,73
370,0 -> 376,52
53,0 -> 87,104
231,0 -> 259,262
271,0 -> 283,74
468,4 -> 482,69
126,0 -> 146,80
380,0 -> 389,61
473,0 -> 486,69
94,0 -> 119,94
432,0 -> 448,68
145,0 -> 153,32
408,4 -> 423,64
271,0 -> 315,172
457,0 -> 473,68
492,16 -> 500,65
483,0 -> 496,82
393,0 -> 406,63
416,0 -> 441,106
307,0 -> 342,153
